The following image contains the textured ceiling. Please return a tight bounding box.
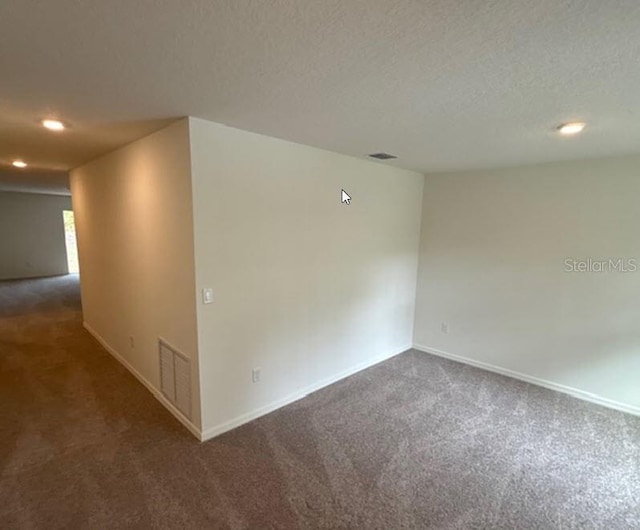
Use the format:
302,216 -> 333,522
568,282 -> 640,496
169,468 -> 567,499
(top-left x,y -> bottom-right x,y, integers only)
1,0 -> 640,179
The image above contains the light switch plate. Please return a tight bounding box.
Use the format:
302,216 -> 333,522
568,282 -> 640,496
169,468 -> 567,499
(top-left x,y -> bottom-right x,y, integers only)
202,288 -> 214,304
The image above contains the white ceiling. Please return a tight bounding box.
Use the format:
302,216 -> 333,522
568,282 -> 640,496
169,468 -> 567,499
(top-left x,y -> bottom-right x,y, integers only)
0,168 -> 70,196
1,0 -> 640,180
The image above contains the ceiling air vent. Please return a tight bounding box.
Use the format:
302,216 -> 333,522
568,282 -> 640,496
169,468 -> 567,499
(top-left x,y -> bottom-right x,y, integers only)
368,152 -> 397,160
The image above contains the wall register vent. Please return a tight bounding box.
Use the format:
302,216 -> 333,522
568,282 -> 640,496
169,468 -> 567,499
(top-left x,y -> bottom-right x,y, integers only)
159,339 -> 191,420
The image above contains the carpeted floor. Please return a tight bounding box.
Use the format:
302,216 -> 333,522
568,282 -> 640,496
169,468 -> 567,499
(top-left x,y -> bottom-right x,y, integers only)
1,275 -> 639,529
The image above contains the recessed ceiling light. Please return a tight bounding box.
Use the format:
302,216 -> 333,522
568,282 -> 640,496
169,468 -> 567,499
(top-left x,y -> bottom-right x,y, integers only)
12,160 -> 27,168
557,122 -> 586,135
42,119 -> 66,131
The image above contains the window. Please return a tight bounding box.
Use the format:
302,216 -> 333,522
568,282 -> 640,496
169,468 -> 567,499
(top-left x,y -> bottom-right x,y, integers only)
63,210 -> 79,274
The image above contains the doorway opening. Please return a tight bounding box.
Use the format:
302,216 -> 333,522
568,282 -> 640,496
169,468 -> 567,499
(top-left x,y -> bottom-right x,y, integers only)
63,210 -> 79,274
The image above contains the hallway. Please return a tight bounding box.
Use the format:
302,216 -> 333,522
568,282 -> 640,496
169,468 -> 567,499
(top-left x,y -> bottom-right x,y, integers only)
1,276 -> 324,528
0,276 -> 205,527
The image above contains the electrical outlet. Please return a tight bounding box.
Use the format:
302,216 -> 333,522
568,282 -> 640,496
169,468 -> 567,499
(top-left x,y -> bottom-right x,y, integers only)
252,368 -> 261,383
441,322 -> 449,334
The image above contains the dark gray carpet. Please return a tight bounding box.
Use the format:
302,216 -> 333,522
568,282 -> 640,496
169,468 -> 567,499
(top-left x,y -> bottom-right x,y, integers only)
1,275 -> 639,529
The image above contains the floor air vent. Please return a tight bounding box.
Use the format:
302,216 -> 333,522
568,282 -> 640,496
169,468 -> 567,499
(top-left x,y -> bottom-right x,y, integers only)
159,339 -> 191,420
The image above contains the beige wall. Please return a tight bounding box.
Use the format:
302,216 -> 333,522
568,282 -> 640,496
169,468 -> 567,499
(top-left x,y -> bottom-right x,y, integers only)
70,119 -> 202,431
414,154 -> 640,413
189,118 -> 424,437
69,116 -> 640,439
0,191 -> 72,280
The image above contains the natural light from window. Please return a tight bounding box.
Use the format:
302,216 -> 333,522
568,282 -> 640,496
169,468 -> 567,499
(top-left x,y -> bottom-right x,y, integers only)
63,210 -> 79,274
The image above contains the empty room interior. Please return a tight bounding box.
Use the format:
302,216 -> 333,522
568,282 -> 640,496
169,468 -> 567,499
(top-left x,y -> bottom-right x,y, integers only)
1,2 -> 639,529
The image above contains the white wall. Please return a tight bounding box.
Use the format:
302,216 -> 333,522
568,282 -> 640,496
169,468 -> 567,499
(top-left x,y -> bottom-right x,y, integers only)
0,191 -> 72,280
70,119 -> 202,432
414,154 -> 640,413
189,118 -> 424,437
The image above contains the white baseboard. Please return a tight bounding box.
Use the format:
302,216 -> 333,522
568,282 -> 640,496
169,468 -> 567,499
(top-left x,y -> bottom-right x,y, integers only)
413,344 -> 640,417
82,321 -> 202,440
201,344 -> 412,441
